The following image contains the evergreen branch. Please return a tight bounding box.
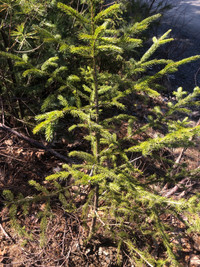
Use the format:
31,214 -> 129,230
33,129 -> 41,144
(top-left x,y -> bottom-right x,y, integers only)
79,33 -> 93,40
139,30 -> 173,63
69,151 -> 96,164
70,45 -> 91,56
57,2 -> 89,24
127,126 -> 200,155
3,187 -> 67,206
93,21 -> 109,40
134,81 -> 160,97
94,4 -> 120,23
46,171 -> 70,181
102,114 -> 136,125
34,26 -> 61,43
23,68 -> 45,77
97,44 -> 123,53
100,37 -> 118,44
161,56 -> 200,75
140,59 -> 173,68
0,51 -> 23,61
124,239 -> 154,267
130,14 -> 161,34
41,57 -> 59,71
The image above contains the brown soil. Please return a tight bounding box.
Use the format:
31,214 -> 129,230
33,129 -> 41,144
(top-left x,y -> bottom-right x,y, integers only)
0,128 -> 125,266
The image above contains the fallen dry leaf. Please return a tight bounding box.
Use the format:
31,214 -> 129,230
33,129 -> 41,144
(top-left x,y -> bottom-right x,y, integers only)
4,139 -> 13,146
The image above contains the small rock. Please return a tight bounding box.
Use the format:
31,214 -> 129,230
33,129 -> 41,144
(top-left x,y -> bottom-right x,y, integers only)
190,254 -> 200,267
98,246 -> 103,256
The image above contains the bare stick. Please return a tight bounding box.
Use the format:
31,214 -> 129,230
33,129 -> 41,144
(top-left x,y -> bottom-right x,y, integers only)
13,43 -> 44,54
163,177 -> 188,198
0,223 -> 15,242
0,152 -> 26,162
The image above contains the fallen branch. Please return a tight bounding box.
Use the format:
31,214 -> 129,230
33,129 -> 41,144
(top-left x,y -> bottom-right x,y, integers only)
163,177 -> 188,198
0,123 -> 73,164
0,152 -> 26,162
177,180 -> 196,199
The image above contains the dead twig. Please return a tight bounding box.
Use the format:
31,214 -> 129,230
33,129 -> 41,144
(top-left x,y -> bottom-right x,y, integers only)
13,43 -> 44,54
0,223 -> 15,243
0,152 -> 26,162
163,177 -> 188,198
177,181 -> 196,199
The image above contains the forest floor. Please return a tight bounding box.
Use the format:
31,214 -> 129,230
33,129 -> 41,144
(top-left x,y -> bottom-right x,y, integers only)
0,117 -> 200,266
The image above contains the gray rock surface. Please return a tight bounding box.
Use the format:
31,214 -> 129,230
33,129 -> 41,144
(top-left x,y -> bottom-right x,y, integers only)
162,0 -> 200,91
147,0 -> 200,91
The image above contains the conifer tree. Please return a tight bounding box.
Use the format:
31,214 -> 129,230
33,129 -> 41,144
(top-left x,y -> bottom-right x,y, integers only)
0,0 -> 76,120
3,0 -> 200,265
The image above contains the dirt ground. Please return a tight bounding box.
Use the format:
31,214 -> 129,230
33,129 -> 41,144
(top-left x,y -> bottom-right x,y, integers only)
0,123 -> 200,266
